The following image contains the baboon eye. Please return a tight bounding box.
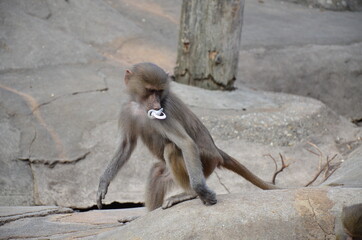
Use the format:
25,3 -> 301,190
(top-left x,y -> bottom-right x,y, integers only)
146,89 -> 155,94
146,89 -> 163,95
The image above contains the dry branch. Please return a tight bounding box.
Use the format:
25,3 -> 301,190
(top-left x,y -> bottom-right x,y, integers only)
264,153 -> 290,185
304,142 -> 340,187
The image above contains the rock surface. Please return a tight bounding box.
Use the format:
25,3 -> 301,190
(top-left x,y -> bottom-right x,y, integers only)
280,0 -> 362,11
1,189 -> 361,239
0,206 -> 146,239
0,0 -> 361,209
97,188 -> 362,240
0,206 -> 73,226
237,0 -> 362,121
1,0 -> 362,239
323,144 -> 362,188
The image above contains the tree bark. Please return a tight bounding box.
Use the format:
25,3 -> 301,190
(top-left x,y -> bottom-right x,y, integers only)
174,0 -> 244,90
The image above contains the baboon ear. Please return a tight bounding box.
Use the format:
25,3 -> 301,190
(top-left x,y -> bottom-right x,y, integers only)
124,69 -> 132,85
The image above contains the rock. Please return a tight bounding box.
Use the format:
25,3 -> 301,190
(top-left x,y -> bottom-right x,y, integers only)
241,1 -> 362,48
0,63 -> 125,207
0,0 -> 361,209
0,206 -> 146,239
0,1 -> 101,71
0,112 -> 34,206
237,43 -> 362,121
44,0 -> 142,44
279,0 -> 362,11
96,188 -> 362,240
3,62 -> 360,208
1,190 -> 361,239
323,144 -> 362,187
239,0 -> 362,120
0,206 -> 73,226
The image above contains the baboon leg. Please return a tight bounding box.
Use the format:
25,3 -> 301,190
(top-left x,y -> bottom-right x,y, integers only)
164,144 -> 191,190
145,162 -> 173,211
161,144 -> 198,209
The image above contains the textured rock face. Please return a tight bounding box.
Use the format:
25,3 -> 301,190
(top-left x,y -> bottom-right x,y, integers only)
0,206 -> 146,239
323,145 -> 362,188
238,1 -> 362,121
0,0 -> 362,209
97,188 -> 362,240
279,0 -> 362,11
1,189 -> 360,239
1,72 -> 360,208
237,43 -> 362,122
0,0 -> 361,239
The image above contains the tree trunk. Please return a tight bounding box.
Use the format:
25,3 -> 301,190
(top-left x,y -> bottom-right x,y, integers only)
174,0 -> 244,90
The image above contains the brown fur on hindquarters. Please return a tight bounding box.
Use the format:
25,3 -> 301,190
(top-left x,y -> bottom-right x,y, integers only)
96,62 -> 279,211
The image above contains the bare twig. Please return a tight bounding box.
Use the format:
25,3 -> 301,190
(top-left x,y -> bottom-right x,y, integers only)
264,154 -> 278,172
305,164 -> 328,187
324,154 -> 337,178
323,162 -> 341,183
264,143 -> 340,188
265,153 -> 290,185
305,148 -> 320,156
305,142 -> 339,187
307,141 -> 324,170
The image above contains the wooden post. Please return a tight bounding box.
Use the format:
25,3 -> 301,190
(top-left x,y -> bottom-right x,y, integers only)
174,0 -> 244,90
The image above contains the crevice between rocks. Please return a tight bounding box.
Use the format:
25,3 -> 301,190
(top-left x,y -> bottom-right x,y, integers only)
73,202 -> 144,212
352,118 -> 362,127
17,151 -> 91,168
28,124 -> 37,158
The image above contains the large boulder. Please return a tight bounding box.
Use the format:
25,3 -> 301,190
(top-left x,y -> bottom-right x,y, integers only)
237,43 -> 362,122
2,66 -> 360,208
0,0 -> 361,209
238,0 -> 362,121
278,0 -> 362,11
97,188 -> 362,240
0,206 -> 145,239
323,145 -> 362,187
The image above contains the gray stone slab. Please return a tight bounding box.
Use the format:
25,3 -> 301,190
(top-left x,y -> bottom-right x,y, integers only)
96,188 -> 362,240
0,111 -> 34,206
0,207 -> 145,240
0,1 -> 101,71
324,145 -> 362,187
1,67 -> 360,208
0,206 -> 73,225
236,42 -> 362,120
0,0 -> 361,210
241,0 -> 362,48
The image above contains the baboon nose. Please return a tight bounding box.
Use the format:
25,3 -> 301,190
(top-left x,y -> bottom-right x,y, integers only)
153,105 -> 161,111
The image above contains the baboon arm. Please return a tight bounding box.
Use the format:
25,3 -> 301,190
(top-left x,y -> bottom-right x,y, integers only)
163,121 -> 216,205
163,122 -> 204,187
97,135 -> 137,209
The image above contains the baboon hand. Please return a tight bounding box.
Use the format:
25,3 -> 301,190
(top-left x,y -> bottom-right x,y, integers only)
201,193 -> 217,206
198,188 -> 217,206
96,181 -> 109,209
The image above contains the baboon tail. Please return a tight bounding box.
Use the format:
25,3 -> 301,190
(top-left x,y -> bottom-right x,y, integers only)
218,149 -> 280,190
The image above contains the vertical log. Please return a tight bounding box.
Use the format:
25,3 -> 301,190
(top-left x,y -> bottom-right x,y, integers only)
174,0 -> 244,90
